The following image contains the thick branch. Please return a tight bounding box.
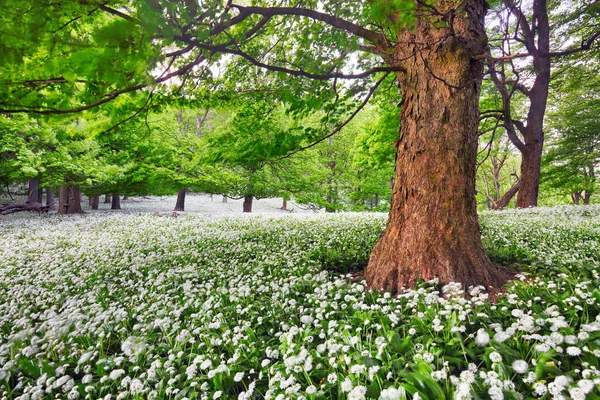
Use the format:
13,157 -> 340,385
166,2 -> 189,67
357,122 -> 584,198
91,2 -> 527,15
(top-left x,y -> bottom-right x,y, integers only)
230,5 -> 390,51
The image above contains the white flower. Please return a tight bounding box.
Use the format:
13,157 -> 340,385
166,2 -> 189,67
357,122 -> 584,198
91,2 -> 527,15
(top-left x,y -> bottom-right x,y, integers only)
110,369 -> 126,380
511,360 -> 529,374
300,315 -> 314,325
213,391 -> 223,399
348,386 -> 367,400
341,378 -> 353,392
379,387 -> 404,400
489,352 -> 503,363
567,346 -> 582,356
327,373 -> 337,384
475,329 -> 490,346
305,385 -> 317,395
129,379 -> 144,394
234,372 -> 245,382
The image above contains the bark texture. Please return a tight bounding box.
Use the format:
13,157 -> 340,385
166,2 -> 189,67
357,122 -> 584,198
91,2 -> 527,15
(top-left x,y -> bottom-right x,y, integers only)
58,185 -> 84,214
27,178 -> 40,204
243,195 -> 253,213
111,194 -> 121,210
104,194 -> 112,203
493,181 -> 520,210
91,195 -> 100,210
174,188 -> 186,211
366,0 -> 505,291
46,190 -> 55,211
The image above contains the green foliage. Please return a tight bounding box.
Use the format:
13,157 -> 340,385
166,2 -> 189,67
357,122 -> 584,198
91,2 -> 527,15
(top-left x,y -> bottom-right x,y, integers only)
542,63 -> 600,203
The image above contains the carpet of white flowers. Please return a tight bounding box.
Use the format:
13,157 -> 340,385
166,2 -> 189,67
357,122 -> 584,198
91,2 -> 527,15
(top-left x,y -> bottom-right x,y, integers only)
1,205 -> 600,400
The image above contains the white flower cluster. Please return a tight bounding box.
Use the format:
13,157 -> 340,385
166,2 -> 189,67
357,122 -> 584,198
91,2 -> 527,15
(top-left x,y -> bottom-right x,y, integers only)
0,202 -> 599,399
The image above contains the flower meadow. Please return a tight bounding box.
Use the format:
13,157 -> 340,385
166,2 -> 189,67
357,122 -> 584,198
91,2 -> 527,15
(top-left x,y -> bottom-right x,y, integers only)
1,204 -> 600,400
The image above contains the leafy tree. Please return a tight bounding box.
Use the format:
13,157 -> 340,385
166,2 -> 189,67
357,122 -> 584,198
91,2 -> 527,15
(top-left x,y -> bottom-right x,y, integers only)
1,0 -> 531,289
542,64 -> 600,204
485,0 -> 600,207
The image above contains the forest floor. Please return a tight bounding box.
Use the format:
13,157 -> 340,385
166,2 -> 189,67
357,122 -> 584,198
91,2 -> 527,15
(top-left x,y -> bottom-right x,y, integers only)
0,202 -> 599,399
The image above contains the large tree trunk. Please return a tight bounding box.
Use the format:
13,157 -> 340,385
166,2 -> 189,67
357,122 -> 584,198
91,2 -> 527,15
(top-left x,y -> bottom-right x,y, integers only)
174,188 -> 186,211
91,195 -> 100,210
366,0 -> 505,291
46,190 -> 55,211
104,194 -> 112,204
516,140 -> 544,208
58,185 -> 84,214
27,178 -> 40,204
243,195 -> 253,213
111,194 -> 121,210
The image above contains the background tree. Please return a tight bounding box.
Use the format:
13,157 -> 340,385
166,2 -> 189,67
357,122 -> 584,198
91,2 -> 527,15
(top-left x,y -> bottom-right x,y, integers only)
485,0 -> 600,207
542,64 -> 600,204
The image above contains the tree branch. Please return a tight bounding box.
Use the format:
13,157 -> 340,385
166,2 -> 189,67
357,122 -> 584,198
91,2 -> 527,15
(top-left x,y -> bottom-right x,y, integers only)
277,72 -> 391,160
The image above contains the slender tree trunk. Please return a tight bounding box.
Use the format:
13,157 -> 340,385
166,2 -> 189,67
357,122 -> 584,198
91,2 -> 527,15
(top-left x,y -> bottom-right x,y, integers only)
366,0 -> 505,291
91,195 -> 100,210
123,195 -> 129,200
374,193 -> 380,208
46,190 -> 55,211
174,189 -> 186,211
281,198 -> 287,210
104,194 -> 112,204
584,191 -> 591,205
88,196 -> 94,207
111,194 -> 121,210
58,185 -> 84,214
243,195 -> 253,213
571,192 -> 582,205
27,178 -> 40,204
222,195 -> 228,203
493,181 -> 521,210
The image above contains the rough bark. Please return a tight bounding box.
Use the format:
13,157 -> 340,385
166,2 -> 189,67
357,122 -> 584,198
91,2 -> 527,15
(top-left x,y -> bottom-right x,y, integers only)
46,190 -> 55,211
366,0 -> 505,291
104,194 -> 112,203
91,195 -> 100,210
243,195 -> 253,213
58,185 -> 84,214
174,188 -> 186,211
111,194 -> 121,210
27,178 -> 40,204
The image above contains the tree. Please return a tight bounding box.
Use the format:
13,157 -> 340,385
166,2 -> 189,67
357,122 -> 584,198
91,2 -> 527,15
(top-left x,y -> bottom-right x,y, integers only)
485,0 -> 600,207
542,64 -> 600,204
1,0 -> 520,290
